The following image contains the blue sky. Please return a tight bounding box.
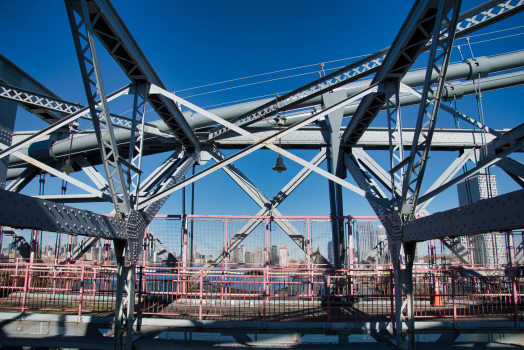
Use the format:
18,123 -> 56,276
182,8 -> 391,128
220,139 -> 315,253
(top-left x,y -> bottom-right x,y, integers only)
1,0 -> 523,222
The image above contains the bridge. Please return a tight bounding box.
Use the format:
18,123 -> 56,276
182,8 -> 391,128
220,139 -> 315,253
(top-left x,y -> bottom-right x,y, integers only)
0,0 -> 523,349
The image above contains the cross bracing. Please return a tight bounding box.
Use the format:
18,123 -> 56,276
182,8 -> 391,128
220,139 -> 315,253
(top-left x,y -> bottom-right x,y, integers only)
1,1 -> 524,349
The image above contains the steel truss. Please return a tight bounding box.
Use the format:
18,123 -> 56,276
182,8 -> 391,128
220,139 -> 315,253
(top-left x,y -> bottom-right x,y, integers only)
66,0 -> 130,221
0,1 -> 523,350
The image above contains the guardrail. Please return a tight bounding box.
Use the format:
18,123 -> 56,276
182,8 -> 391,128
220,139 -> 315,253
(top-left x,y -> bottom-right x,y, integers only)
0,261 -> 521,322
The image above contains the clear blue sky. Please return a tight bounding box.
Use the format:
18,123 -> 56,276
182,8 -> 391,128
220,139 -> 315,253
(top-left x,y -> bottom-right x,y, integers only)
1,0 -> 523,221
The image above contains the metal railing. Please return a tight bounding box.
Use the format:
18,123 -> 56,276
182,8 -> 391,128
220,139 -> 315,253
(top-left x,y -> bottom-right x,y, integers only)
0,261 -> 521,322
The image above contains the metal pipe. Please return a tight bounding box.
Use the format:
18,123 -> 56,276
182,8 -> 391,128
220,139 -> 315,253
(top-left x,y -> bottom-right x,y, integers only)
6,53 -> 524,170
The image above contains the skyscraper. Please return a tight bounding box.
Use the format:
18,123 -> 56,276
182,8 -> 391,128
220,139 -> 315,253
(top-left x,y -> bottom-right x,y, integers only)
270,245 -> 279,265
457,172 -> 507,267
239,245 -> 246,263
279,246 -> 289,267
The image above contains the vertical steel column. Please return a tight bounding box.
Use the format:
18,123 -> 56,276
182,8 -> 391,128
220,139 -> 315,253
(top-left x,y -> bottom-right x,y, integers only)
127,83 -> 149,208
0,90 -> 17,190
394,242 -> 416,350
321,90 -> 347,268
507,232 -> 519,323
113,240 -> 127,350
125,265 -> 136,350
65,0 -> 130,221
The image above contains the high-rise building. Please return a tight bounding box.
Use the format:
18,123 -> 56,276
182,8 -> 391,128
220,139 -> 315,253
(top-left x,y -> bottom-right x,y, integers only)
457,172 -> 507,267
270,245 -> 279,265
239,245 -> 246,263
279,246 -> 289,267
254,247 -> 264,267
245,252 -> 251,264
232,246 -> 239,263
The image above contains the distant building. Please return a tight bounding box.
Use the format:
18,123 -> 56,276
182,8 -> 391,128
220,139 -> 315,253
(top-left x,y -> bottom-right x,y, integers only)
254,246 -> 264,267
232,246 -> 239,263
245,252 -> 251,264
270,245 -> 279,265
457,172 -> 507,267
279,246 -> 289,267
239,245 -> 246,263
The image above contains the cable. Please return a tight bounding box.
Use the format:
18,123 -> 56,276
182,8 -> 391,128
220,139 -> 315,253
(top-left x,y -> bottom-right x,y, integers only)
110,30 -> 524,119
175,25 -> 524,94
175,54 -> 370,93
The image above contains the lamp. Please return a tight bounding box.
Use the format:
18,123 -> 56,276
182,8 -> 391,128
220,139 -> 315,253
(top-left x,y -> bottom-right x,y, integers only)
61,158 -> 74,175
272,155 -> 287,173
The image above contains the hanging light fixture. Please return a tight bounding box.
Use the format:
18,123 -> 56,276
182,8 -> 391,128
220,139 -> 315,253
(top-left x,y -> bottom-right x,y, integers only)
272,107 -> 287,173
61,122 -> 76,175
272,155 -> 287,173
61,158 -> 74,175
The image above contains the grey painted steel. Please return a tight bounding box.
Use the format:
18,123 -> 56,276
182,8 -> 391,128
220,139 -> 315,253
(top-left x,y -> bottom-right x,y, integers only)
148,230 -> 178,267
69,0 -> 199,148
0,82 -> 161,135
496,157 -> 524,179
127,83 -> 148,207
342,0 -> 453,148
0,189 -> 124,239
401,0 -> 462,222
207,0 -> 524,140
415,148 -> 476,215
140,153 -> 197,223
72,155 -> 110,193
5,63 -> 524,169
0,53 -> 62,124
213,127 -> 500,150
65,236 -> 100,263
418,124 -> 524,206
187,51 -> 524,131
2,227 -> 30,259
142,84 -> 382,209
403,189 -> 524,242
138,147 -> 184,196
344,152 -> 402,269
205,147 -> 324,262
5,166 -> 37,193
66,0 -> 131,221
321,90 -> 347,268
209,149 -> 330,267
35,194 -> 109,203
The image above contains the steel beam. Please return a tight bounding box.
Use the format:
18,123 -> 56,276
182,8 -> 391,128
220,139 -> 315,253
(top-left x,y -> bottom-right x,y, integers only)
69,0 -> 199,148
205,146 -> 329,263
342,0 -> 454,148
5,166 -> 38,193
208,0 -> 524,141
209,150 -> 330,267
66,0 -> 131,221
147,230 -> 178,268
0,189 -> 124,239
403,189 -> 524,242
401,0 -> 462,220
414,148 -> 476,215
145,84 -> 382,208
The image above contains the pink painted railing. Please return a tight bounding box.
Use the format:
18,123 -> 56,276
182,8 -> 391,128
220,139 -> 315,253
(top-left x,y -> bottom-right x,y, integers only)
0,261 -> 521,322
